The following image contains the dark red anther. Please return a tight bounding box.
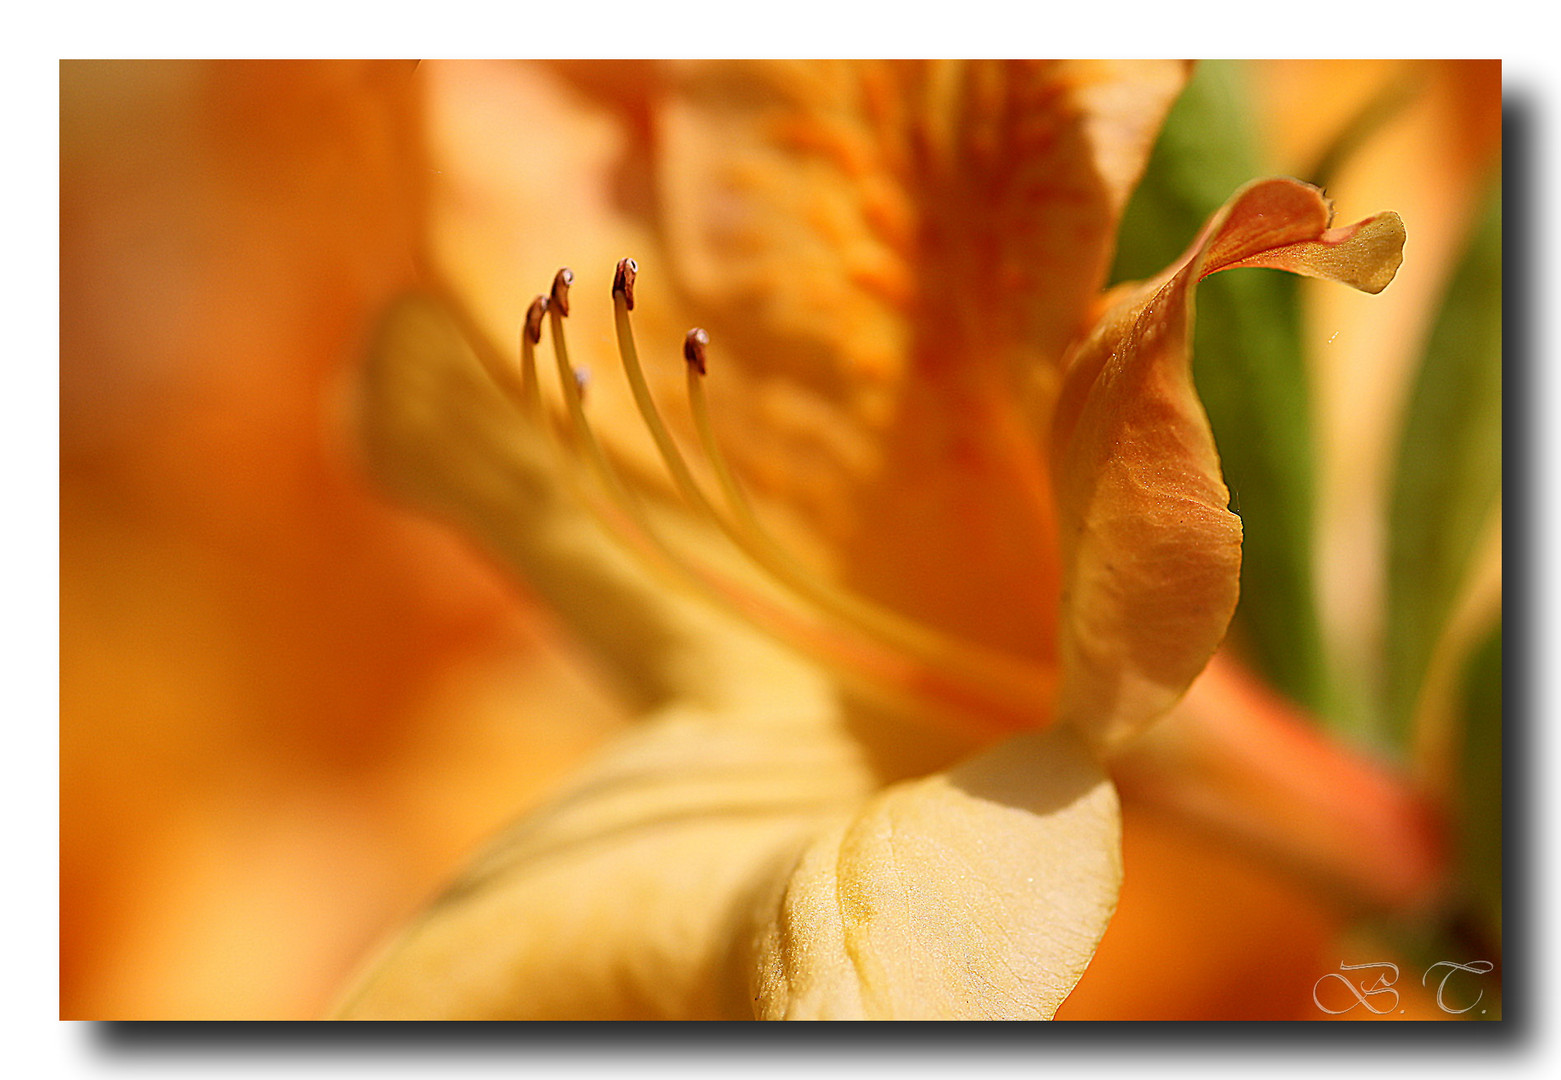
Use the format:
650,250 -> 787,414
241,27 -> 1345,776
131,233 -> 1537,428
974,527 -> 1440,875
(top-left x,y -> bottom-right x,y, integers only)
550,268 -> 574,316
523,295 -> 549,344
683,328 -> 709,376
612,257 -> 638,311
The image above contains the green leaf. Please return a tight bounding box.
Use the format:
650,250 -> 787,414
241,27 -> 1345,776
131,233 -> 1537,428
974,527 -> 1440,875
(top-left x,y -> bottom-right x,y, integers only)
1385,180 -> 1503,743
1110,61 -> 1329,717
1373,617 -> 1501,1020
1456,620 -> 1502,960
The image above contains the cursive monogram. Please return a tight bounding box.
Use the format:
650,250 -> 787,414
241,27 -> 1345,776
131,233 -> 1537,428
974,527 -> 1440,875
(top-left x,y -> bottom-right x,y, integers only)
1313,961 -> 1401,1014
1422,960 -> 1496,1014
1313,960 -> 1496,1016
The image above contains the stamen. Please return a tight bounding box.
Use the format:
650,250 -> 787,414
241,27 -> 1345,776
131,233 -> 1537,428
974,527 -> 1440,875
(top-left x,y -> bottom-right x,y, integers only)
610,261 -> 726,525
514,288 -> 658,599
610,262 -> 1058,725
547,273 -> 639,517
524,263 -> 1055,737
684,333 -> 767,548
519,291 -> 601,483
520,295 -> 548,406
680,324 -> 1057,717
538,270 -> 1018,732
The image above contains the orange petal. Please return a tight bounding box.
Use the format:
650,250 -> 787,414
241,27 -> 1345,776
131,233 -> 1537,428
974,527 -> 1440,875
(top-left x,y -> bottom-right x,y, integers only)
1051,178 -> 1405,750
657,60 -> 1191,385
1199,180 -> 1406,294
653,61 -> 1191,661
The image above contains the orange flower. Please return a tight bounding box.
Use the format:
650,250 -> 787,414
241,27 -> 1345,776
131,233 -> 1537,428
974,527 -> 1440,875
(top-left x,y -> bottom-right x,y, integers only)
336,61 -> 1416,1020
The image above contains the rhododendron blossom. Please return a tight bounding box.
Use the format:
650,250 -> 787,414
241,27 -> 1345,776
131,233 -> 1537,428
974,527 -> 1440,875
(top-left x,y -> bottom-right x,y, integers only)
335,60 -> 1412,1021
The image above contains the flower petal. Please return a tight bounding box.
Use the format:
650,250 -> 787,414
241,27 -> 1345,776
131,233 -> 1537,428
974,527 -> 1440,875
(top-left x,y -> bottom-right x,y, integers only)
1051,178 -> 1405,749
752,725 -> 1121,1019
333,698 -> 879,1019
657,60 -> 1191,385
651,60 -> 1192,659
1197,180 -> 1405,293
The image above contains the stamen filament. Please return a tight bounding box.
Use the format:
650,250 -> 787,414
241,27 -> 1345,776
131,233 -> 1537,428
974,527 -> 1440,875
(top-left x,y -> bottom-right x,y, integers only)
607,259 -> 1057,723
519,294 -> 551,419
539,271 -> 1025,734
520,295 -> 547,407
549,272 -> 644,519
519,292 -> 649,550
613,276 -> 937,664
516,265 -> 1071,738
681,342 -> 1058,720
611,261 -> 727,526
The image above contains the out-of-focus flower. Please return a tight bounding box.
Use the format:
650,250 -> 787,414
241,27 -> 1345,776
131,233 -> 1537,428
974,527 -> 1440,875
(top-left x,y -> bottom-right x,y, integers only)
333,61 -> 1435,1020
60,60 -> 631,1020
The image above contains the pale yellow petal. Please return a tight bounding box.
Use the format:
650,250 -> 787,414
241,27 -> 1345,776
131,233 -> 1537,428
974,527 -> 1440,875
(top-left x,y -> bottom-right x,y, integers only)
752,724 -> 1121,1020
334,696 -> 880,1020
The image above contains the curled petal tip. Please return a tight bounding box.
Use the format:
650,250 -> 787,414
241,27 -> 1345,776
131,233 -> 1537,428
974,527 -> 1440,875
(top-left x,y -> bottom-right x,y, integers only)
683,328 -> 709,375
1199,179 -> 1407,296
613,257 -> 639,311
523,295 -> 550,344
550,268 -> 574,316
1317,210 -> 1407,295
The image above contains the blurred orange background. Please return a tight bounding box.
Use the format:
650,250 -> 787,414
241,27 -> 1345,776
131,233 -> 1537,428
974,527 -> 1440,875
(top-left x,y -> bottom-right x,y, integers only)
60,59 -> 1498,1020
60,61 -> 632,1018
